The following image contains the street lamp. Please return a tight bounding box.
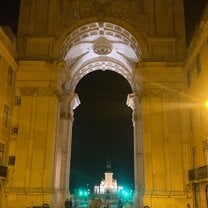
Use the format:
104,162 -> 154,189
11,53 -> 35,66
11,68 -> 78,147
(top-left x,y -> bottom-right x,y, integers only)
205,100 -> 208,109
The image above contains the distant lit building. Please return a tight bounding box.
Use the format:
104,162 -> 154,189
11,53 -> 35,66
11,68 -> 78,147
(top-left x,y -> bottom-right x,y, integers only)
94,162 -> 122,194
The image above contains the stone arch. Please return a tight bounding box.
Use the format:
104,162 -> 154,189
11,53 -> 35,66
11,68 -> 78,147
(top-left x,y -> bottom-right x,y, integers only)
54,21 -> 144,208
58,21 -> 144,92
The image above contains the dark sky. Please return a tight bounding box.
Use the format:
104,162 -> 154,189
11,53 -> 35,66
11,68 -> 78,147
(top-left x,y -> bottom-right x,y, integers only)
184,0 -> 208,45
0,0 -> 20,34
0,0 -> 207,193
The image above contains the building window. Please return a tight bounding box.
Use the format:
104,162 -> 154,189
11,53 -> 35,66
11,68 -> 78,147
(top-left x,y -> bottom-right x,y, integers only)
11,126 -> 19,135
8,156 -> 15,166
7,66 -> 13,87
187,70 -> 191,87
203,140 -> 208,165
2,104 -> 9,127
15,97 -> 21,105
196,53 -> 201,74
0,144 -> 4,165
192,146 -> 196,168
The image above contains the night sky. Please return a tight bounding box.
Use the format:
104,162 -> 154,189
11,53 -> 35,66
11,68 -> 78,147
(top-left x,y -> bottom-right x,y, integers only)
0,0 -> 20,34
0,0 -> 207,193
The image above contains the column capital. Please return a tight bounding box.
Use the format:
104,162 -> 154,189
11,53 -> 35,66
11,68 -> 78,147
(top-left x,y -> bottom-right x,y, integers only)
126,92 -> 142,125
126,92 -> 141,111
60,91 -> 80,120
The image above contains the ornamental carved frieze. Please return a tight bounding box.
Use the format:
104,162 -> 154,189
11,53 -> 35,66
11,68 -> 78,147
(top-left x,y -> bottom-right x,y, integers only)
55,0 -> 147,32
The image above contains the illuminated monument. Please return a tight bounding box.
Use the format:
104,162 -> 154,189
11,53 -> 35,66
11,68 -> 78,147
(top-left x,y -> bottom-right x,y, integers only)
94,161 -> 122,195
0,0 -> 208,208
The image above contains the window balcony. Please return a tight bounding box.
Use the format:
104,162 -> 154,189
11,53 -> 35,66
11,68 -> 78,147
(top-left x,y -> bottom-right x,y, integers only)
188,168 -> 198,182
198,165 -> 208,180
0,165 -> 8,178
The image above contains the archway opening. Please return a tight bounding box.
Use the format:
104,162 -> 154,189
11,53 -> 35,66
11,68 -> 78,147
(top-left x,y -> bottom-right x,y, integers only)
57,21 -> 144,206
70,70 -> 134,196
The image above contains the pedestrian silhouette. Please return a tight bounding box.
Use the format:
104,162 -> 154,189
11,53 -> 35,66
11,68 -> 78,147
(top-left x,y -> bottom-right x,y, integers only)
65,198 -> 72,208
117,199 -> 123,208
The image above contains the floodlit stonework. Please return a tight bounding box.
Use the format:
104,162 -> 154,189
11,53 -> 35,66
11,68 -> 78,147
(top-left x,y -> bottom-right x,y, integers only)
0,0 -> 208,208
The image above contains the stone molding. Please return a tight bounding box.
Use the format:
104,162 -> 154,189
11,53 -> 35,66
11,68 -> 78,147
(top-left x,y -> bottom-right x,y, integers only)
60,92 -> 80,120
140,86 -> 186,100
69,56 -> 135,91
18,86 -> 60,97
5,187 -> 54,193
127,92 -> 141,110
143,190 -> 187,197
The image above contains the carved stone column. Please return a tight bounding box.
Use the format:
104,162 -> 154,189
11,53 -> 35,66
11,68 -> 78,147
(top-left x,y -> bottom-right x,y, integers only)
54,91 -> 80,207
127,92 -> 144,208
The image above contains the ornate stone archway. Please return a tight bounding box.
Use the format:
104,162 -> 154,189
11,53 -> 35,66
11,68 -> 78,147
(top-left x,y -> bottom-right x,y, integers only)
53,21 -> 144,207
7,1 -> 188,208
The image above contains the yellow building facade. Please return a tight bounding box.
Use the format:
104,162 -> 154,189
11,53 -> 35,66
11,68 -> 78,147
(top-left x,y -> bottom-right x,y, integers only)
0,0 -> 208,208
0,26 -> 18,208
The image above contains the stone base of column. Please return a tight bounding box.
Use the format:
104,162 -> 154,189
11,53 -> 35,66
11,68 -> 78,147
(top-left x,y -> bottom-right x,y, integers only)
133,190 -> 144,208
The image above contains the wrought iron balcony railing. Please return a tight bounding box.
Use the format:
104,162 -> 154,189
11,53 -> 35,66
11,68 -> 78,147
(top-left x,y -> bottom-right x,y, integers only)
0,165 -> 8,178
188,168 -> 198,182
198,165 -> 208,179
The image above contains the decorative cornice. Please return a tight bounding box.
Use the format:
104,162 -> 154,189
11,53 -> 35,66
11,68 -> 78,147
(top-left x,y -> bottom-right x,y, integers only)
140,87 -> 186,100
4,187 -> 53,193
143,190 -> 187,198
18,87 -> 60,97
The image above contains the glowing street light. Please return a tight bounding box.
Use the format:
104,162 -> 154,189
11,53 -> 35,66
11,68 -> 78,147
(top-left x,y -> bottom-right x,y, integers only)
205,100 -> 208,109
78,189 -> 89,197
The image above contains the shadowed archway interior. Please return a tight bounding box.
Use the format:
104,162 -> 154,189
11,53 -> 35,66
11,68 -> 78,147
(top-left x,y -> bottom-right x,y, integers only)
70,70 -> 134,192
